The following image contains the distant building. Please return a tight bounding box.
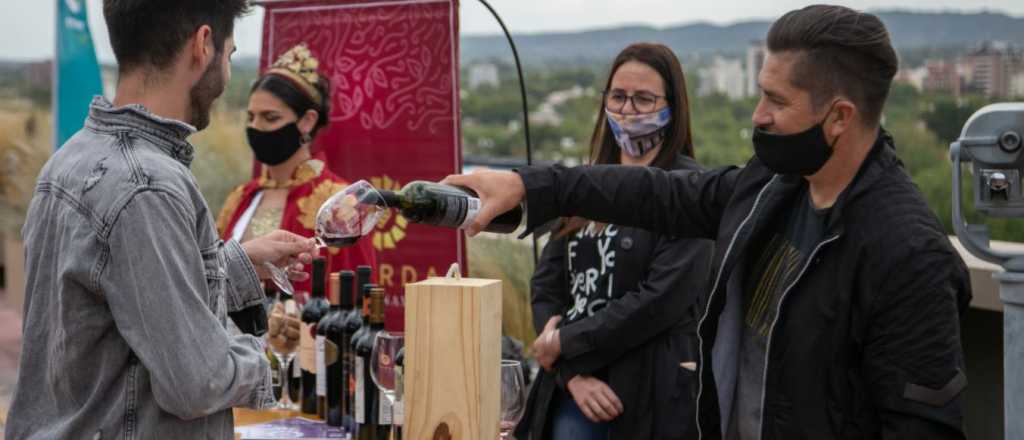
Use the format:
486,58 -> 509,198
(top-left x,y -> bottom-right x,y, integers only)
1012,71 -> 1024,99
922,59 -> 962,97
467,63 -> 500,90
961,41 -> 1023,99
894,66 -> 928,91
745,40 -> 767,98
698,56 -> 745,100
530,86 -> 587,126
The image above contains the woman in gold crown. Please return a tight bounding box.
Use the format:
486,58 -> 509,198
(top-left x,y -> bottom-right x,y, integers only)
217,44 -> 377,294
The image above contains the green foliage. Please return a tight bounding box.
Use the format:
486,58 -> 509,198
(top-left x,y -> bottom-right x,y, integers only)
922,96 -> 988,145
0,105 -> 51,235
467,234 -> 537,345
188,106 -> 253,214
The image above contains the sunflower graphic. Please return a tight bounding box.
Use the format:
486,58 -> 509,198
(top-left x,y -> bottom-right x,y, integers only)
370,175 -> 408,251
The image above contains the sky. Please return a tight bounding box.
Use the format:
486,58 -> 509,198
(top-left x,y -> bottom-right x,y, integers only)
2,0 -> 1023,62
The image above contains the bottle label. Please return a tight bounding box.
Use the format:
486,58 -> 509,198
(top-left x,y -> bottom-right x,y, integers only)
459,196 -> 481,229
379,390 -> 392,425
300,323 -> 317,373
355,357 -> 366,424
315,335 -> 326,397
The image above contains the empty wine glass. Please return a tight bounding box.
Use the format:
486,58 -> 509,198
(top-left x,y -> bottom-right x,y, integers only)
263,180 -> 389,295
370,331 -> 405,435
265,291 -> 302,410
500,360 -> 526,439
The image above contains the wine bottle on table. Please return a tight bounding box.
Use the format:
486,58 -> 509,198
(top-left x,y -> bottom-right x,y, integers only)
355,287 -> 385,439
350,283 -> 375,366
356,266 -> 372,304
300,257 -> 329,416
317,272 -> 343,419
325,270 -> 355,427
365,288 -> 389,440
349,267 -> 372,350
378,181 -> 523,233
346,268 -> 371,433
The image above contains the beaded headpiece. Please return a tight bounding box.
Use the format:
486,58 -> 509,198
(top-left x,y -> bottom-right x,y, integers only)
266,43 -> 322,103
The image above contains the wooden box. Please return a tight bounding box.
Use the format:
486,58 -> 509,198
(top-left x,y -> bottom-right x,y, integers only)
404,276 -> 502,440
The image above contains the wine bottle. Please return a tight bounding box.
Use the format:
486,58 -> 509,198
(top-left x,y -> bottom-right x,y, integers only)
356,266 -> 372,303
300,257 -> 330,416
346,268 -> 371,433
393,347 -> 404,440
316,272 -> 342,419
355,287 -> 385,439
323,272 -> 356,425
350,283 -> 375,361
379,181 -> 523,233
366,288 -> 389,440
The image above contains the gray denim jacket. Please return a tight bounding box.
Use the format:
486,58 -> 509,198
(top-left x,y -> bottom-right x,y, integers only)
5,97 -> 275,440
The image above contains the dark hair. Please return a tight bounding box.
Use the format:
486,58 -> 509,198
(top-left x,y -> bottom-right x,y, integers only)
250,73 -> 332,138
766,4 -> 898,125
590,43 -> 695,168
104,0 -> 250,72
556,43 -> 694,238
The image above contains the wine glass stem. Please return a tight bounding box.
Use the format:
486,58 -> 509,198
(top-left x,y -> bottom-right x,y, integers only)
276,353 -> 291,407
390,403 -> 396,438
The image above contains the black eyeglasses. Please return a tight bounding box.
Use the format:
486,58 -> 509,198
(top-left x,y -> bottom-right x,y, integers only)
603,90 -> 665,113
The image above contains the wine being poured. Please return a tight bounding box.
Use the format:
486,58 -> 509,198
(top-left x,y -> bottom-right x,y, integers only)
263,179 -> 524,295
263,180 -> 388,295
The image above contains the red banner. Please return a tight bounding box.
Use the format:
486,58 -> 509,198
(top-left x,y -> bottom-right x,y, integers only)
260,0 -> 463,331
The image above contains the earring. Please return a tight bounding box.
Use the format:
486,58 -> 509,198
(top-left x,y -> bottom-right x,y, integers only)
301,132 -> 312,144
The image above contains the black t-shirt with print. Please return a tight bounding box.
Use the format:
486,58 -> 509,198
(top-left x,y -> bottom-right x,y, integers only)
728,186 -> 831,440
563,222 -> 622,324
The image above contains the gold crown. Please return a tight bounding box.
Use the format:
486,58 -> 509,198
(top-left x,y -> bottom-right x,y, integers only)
267,43 -> 323,103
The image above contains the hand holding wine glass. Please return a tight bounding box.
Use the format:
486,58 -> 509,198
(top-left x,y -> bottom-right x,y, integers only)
262,180 -> 388,295
242,229 -> 317,285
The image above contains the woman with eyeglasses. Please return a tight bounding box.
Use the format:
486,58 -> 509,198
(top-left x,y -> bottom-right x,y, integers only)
515,43 -> 714,440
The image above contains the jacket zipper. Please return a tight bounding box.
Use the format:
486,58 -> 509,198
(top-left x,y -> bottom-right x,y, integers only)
694,175 -> 778,440
754,233 -> 842,440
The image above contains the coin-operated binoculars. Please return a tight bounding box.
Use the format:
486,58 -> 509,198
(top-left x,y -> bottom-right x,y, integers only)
950,103 -> 1024,439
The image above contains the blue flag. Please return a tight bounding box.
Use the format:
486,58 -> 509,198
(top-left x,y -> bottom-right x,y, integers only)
55,0 -> 103,149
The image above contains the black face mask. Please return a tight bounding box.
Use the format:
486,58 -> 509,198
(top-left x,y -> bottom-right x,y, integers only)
752,104 -> 839,176
246,123 -> 303,166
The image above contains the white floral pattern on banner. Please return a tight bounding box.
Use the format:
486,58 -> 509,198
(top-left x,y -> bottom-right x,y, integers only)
268,1 -> 455,135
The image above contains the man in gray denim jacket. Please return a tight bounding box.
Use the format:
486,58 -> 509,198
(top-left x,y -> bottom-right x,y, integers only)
5,1 -> 317,438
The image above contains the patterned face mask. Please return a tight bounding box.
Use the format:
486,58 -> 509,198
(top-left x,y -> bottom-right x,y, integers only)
605,107 -> 672,158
